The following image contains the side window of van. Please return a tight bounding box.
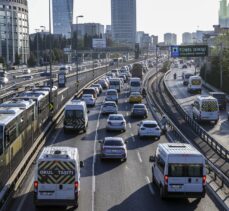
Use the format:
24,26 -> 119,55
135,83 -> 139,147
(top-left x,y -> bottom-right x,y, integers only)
194,101 -> 200,110
156,155 -> 165,173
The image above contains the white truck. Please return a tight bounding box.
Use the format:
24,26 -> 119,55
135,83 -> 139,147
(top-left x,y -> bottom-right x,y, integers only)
34,146 -> 84,207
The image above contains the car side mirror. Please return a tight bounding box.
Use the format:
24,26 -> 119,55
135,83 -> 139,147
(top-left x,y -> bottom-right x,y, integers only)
98,140 -> 102,144
125,140 -> 128,144
80,161 -> 84,168
87,110 -> 90,113
149,155 -> 155,162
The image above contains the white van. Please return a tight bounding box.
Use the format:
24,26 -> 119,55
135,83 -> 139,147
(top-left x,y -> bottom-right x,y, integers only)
150,143 -> 206,199
64,100 -> 88,132
111,69 -> 119,77
34,146 -> 84,207
130,77 -> 141,93
109,78 -> 122,92
192,95 -> 219,124
187,76 -> 202,94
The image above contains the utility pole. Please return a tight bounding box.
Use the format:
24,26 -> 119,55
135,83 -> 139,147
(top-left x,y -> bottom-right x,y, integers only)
219,42 -> 223,90
156,44 -> 158,91
75,15 -> 83,93
35,29 -> 40,66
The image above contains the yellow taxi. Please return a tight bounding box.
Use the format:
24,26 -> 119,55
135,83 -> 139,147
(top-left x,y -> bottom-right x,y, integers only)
129,92 -> 142,103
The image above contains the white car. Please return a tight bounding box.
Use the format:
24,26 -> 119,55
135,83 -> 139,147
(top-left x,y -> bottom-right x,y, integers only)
102,101 -> 118,114
81,94 -> 96,106
138,120 -> 161,139
90,85 -> 100,95
106,114 -> 126,132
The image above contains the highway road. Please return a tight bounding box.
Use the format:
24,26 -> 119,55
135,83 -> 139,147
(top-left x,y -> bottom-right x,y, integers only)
165,67 -> 229,150
8,69 -> 220,211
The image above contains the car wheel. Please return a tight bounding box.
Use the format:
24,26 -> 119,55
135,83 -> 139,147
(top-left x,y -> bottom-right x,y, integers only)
157,136 -> 160,140
123,158 -> 127,162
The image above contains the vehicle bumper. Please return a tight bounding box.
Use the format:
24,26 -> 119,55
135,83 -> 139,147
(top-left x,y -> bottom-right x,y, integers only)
101,154 -> 127,159
102,110 -> 117,114
139,132 -> 160,137
64,125 -> 86,131
132,112 -> 147,117
34,193 -> 79,206
106,125 -> 126,131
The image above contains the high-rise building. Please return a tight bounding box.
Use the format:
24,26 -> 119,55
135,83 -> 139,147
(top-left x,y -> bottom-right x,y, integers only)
164,33 -> 177,45
52,0 -> 74,38
111,0 -> 136,47
72,23 -> 104,38
219,0 -> 229,27
0,0 -> 29,65
182,32 -> 192,44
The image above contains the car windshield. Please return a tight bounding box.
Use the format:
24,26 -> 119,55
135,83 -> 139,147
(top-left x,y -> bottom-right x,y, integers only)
65,110 -> 84,119
110,81 -> 120,85
142,123 -> 157,128
168,164 -> 203,177
82,95 -> 92,98
104,140 -> 123,146
131,81 -> 140,87
83,89 -> 94,94
109,116 -> 123,120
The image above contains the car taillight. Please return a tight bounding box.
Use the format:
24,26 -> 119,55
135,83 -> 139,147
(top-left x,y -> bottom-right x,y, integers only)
34,181 -> 38,189
141,127 -> 145,130
75,181 -> 79,190
164,175 -> 168,185
202,175 -> 206,185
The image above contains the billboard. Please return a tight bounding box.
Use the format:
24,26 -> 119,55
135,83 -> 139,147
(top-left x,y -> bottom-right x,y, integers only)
92,38 -> 106,48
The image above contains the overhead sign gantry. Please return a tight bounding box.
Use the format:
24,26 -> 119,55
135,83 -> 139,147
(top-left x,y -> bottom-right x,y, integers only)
171,45 -> 208,57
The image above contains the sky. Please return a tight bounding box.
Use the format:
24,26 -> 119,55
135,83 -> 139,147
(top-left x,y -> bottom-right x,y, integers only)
28,0 -> 219,43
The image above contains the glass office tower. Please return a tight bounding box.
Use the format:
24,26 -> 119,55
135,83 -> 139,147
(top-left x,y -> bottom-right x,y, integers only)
0,0 -> 29,65
52,0 -> 74,38
111,0 -> 136,47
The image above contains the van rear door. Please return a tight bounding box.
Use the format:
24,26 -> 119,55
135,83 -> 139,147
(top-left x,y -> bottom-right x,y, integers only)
167,162 -> 204,193
38,160 -> 76,200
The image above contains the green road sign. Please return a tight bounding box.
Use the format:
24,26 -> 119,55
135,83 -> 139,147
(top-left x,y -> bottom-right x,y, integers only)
171,45 -> 208,57
49,102 -> 54,111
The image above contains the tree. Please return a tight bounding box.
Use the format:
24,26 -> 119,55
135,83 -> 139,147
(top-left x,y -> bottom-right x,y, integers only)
14,53 -> 21,65
27,53 -> 36,67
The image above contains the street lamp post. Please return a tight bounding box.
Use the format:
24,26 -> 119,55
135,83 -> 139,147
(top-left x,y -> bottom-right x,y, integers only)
40,25 -> 46,65
35,29 -> 40,66
75,15 -> 83,93
219,42 -> 223,90
48,0 -> 53,118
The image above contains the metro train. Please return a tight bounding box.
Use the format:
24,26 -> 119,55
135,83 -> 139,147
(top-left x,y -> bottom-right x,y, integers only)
0,86 -> 57,169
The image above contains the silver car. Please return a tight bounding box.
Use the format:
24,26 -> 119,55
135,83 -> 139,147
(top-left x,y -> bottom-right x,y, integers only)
106,114 -> 126,132
99,137 -> 127,161
105,89 -> 118,103
102,101 -> 118,114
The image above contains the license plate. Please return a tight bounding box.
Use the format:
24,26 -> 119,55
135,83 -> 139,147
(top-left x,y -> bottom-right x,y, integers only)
40,192 -> 54,196
172,185 -> 182,189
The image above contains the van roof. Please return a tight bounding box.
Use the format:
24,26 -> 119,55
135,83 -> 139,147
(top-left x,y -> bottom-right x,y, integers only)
189,75 -> 201,79
196,95 -> 217,101
65,100 -> 86,108
39,146 -> 78,160
159,143 -> 201,156
209,91 -> 225,95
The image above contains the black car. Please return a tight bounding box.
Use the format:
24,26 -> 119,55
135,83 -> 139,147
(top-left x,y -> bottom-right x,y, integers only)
131,104 -> 148,118
209,92 -> 227,110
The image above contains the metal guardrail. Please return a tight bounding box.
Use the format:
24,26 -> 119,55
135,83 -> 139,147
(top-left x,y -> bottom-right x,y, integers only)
145,70 -> 229,208
0,59 -> 141,210
163,70 -> 229,161
160,71 -> 229,191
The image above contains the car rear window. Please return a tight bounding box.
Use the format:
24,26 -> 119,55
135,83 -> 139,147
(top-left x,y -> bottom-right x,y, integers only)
107,91 -> 117,95
104,140 -> 123,146
143,123 -> 157,128
105,103 -> 115,106
212,94 -> 226,100
134,105 -> 145,109
109,116 -> 123,120
168,164 -> 203,177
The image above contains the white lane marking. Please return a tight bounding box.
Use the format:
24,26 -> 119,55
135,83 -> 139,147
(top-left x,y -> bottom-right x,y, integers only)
16,178 -> 34,211
145,176 -> 155,195
128,122 -> 132,128
131,136 -> 135,142
137,151 -> 142,163
127,112 -> 129,116
92,104 -> 103,211
51,125 -> 63,144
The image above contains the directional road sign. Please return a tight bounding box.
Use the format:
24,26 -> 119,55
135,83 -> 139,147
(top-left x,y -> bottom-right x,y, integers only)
171,45 -> 208,57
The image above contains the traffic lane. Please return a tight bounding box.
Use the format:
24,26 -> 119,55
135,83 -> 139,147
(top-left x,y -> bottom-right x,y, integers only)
167,68 -> 229,150
8,88 -> 105,211
95,83 -> 152,211
94,82 -> 219,211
